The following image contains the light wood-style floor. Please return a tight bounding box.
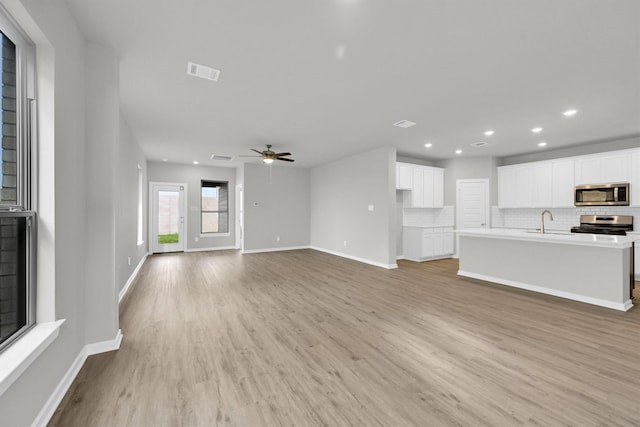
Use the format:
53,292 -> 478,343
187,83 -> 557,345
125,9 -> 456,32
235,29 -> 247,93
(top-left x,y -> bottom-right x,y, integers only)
50,250 -> 640,426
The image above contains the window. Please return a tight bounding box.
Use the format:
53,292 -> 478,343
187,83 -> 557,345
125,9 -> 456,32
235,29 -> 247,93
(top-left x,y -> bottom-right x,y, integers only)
0,15 -> 36,353
201,180 -> 228,234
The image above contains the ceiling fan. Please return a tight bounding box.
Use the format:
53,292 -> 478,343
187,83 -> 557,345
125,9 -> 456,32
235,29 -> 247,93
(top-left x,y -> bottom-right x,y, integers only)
242,144 -> 295,164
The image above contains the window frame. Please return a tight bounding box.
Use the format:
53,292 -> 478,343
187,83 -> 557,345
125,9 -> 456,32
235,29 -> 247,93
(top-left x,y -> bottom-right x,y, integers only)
200,180 -> 229,235
0,6 -> 37,354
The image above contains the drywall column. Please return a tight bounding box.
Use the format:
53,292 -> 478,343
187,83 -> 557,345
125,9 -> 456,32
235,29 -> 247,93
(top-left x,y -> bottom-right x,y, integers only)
84,43 -> 119,344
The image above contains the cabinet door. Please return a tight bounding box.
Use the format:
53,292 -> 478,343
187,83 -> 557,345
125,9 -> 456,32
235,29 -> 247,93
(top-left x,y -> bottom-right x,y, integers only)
432,233 -> 444,256
421,231 -> 434,258
532,163 -> 553,207
422,167 -> 434,207
397,163 -> 413,189
575,157 -> 602,185
515,166 -> 534,207
411,167 -> 424,207
602,153 -> 630,183
552,160 -> 575,207
498,167 -> 516,208
432,168 -> 444,208
632,151 -> 640,206
443,232 -> 454,255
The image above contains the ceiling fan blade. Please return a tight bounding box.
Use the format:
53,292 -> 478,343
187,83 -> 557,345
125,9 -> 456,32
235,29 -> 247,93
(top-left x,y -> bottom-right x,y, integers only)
250,149 -> 264,155
277,157 -> 295,162
275,152 -> 291,157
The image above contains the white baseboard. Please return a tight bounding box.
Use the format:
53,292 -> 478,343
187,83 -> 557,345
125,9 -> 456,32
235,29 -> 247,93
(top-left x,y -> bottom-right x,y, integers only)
185,245 -> 239,253
32,330 -> 123,427
458,270 -> 633,312
241,245 -> 310,254
396,255 -> 405,260
119,254 -> 148,304
310,246 -> 398,269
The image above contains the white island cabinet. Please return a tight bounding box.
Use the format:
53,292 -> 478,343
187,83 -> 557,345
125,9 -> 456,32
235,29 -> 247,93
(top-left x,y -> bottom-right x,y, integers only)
457,228 -> 635,311
403,226 -> 454,262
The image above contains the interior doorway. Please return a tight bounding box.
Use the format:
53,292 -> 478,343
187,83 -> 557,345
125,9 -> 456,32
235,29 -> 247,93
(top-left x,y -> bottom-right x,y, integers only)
236,184 -> 244,251
150,182 -> 187,253
455,179 -> 490,257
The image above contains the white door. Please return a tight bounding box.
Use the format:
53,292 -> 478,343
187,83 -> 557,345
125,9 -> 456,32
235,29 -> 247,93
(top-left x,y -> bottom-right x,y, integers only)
150,182 -> 186,253
456,179 -> 490,257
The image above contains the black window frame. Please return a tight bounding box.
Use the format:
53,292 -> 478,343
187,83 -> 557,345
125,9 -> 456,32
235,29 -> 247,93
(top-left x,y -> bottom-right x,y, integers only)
200,180 -> 229,234
0,7 -> 37,354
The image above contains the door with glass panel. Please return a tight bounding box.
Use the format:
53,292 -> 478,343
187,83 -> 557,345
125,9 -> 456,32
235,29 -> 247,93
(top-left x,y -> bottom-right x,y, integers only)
150,183 -> 186,253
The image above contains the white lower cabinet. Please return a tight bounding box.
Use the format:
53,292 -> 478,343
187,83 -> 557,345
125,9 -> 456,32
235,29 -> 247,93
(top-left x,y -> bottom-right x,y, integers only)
403,226 -> 454,262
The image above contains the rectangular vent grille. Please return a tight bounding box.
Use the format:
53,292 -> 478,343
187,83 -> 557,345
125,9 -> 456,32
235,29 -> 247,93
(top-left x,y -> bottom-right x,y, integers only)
210,154 -> 234,161
470,141 -> 489,147
188,62 -> 220,82
393,120 -> 416,128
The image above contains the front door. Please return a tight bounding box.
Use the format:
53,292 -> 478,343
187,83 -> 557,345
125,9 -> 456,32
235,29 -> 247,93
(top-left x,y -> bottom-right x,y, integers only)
150,183 -> 186,253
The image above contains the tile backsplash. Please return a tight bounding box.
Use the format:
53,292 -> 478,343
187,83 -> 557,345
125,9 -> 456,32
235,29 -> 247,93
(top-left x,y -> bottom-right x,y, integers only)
491,206 -> 640,231
403,206 -> 455,227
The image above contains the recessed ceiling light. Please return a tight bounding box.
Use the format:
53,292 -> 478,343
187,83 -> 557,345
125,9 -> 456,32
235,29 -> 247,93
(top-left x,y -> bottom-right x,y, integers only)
538,142 -> 547,147
193,161 -> 199,165
161,158 -> 168,162
531,127 -> 543,133
484,130 -> 495,136
563,109 -> 578,116
455,149 -> 462,154
424,143 -> 433,148
393,120 -> 416,128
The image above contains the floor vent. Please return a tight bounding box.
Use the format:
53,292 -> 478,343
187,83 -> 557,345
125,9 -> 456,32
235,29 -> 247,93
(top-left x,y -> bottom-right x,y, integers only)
188,62 -> 220,82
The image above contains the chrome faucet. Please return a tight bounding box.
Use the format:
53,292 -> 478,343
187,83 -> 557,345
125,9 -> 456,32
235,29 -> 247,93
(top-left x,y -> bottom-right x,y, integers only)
541,210 -> 554,234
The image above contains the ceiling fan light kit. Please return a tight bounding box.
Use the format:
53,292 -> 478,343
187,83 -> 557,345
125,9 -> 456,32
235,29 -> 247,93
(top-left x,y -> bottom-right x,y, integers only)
242,144 -> 295,164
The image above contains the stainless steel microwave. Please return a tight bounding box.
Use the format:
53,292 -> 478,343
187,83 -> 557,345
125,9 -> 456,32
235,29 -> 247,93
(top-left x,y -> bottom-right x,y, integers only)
574,183 -> 630,206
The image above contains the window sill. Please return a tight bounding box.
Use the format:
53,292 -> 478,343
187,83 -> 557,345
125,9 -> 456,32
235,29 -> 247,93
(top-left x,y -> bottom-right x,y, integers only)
0,319 -> 65,397
199,233 -> 231,238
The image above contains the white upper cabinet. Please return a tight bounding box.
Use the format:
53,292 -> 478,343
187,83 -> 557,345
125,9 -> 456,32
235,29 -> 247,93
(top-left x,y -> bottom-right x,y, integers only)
498,166 -> 516,208
515,165 -> 534,207
396,163 -> 413,189
533,163 -> 553,207
574,152 -> 630,185
631,150 -> 640,206
551,160 -> 574,207
396,162 -> 444,208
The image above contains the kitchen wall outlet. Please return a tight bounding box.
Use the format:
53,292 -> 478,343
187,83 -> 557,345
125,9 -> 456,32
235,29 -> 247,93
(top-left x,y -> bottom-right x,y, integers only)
194,236 -> 199,242
127,256 -> 131,266
368,204 -> 374,211
276,236 -> 280,242
343,240 -> 347,247
253,202 -> 259,206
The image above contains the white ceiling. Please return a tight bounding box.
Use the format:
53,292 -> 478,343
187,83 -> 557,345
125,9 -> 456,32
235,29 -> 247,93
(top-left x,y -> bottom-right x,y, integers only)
64,0 -> 640,167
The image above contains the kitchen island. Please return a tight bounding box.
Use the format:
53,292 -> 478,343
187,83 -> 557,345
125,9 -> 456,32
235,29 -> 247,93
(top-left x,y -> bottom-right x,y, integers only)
457,228 -> 636,311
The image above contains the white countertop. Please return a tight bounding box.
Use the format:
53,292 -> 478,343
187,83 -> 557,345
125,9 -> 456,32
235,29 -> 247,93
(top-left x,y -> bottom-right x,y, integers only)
456,228 -> 637,249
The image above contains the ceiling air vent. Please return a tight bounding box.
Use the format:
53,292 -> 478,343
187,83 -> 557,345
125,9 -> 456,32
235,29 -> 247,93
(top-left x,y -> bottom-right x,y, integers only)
393,120 -> 416,128
470,141 -> 489,147
187,62 -> 220,82
210,154 -> 234,161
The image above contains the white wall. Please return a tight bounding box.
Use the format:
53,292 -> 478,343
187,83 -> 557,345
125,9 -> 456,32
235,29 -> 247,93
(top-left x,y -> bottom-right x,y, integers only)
83,42 -> 119,345
116,117 -> 148,293
242,163 -> 310,252
147,162 -> 237,251
437,156 -> 499,206
310,146 -> 396,268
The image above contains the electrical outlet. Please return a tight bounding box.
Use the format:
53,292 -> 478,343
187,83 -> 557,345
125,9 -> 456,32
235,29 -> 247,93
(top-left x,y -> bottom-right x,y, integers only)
368,204 -> 374,211
127,257 -> 131,266
276,236 -> 280,242
343,240 -> 347,247
194,236 -> 199,242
